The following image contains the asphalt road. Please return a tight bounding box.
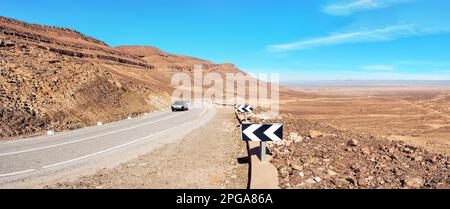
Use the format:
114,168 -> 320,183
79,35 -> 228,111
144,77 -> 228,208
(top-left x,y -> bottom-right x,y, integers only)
0,106 -> 215,188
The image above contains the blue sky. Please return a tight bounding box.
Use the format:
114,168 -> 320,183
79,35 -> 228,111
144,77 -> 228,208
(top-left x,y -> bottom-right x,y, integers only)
1,0 -> 450,81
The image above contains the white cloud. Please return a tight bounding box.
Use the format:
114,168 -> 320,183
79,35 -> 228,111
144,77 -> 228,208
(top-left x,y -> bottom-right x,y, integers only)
323,0 -> 414,16
363,65 -> 396,70
266,24 -> 446,52
435,70 -> 450,73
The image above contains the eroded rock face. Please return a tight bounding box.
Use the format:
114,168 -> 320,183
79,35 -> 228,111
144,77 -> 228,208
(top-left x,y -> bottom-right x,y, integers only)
0,17 -> 154,69
257,114 -> 450,189
0,43 -> 159,139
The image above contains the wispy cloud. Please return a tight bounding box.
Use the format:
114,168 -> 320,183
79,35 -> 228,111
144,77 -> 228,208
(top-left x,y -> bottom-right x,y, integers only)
435,70 -> 450,73
395,60 -> 450,67
267,24 -> 446,52
323,0 -> 414,16
363,65 -> 396,70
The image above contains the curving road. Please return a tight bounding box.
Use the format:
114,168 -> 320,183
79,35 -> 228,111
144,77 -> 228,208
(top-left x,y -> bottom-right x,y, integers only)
0,106 -> 216,188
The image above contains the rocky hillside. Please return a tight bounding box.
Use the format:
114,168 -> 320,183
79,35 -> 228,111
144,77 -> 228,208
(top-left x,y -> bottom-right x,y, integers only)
115,46 -> 246,78
261,113 -> 450,189
0,16 -> 247,140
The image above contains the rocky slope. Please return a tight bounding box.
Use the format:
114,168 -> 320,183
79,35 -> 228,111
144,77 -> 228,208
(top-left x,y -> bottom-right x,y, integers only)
0,16 -> 246,140
257,113 -> 450,189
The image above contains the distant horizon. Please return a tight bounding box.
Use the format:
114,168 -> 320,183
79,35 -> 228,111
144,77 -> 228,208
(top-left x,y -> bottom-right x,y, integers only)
281,79 -> 450,87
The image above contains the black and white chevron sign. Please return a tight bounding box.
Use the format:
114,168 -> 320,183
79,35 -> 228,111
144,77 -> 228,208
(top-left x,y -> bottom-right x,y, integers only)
241,124 -> 283,141
236,104 -> 253,113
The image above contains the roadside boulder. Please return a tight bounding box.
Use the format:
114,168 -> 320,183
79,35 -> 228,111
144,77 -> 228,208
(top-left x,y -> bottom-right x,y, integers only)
288,132 -> 302,142
309,130 -> 323,139
401,177 -> 423,189
361,147 -> 371,155
414,155 -> 423,162
347,139 -> 359,147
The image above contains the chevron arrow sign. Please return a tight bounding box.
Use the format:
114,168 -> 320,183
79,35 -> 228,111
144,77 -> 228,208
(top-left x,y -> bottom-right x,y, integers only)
236,104 -> 253,113
241,123 -> 283,141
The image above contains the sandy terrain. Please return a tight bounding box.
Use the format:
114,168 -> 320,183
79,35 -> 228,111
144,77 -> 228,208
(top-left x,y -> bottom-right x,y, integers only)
282,85 -> 450,155
47,109 -> 248,189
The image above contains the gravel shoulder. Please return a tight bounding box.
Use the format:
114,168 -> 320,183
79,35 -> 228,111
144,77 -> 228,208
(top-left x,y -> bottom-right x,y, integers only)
48,108 -> 248,189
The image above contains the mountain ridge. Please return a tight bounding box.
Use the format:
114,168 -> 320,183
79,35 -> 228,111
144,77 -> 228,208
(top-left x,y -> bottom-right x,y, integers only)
0,16 -> 248,140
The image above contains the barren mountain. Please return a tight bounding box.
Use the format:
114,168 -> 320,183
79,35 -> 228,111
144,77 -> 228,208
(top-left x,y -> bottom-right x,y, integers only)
0,16 -> 247,140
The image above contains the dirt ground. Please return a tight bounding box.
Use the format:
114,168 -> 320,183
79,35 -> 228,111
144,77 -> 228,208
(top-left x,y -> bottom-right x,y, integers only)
47,109 -> 248,189
282,86 -> 450,155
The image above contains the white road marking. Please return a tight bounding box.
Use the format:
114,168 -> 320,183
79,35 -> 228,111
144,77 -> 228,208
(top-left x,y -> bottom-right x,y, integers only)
0,108 -> 208,178
0,169 -> 36,178
199,108 -> 208,117
41,121 -> 191,169
0,113 -> 184,156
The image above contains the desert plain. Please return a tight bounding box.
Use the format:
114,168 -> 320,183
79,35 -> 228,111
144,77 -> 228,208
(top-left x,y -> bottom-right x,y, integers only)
282,83 -> 450,155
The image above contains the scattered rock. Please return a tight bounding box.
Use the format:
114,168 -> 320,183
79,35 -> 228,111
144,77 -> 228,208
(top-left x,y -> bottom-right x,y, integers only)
288,132 -> 302,142
347,139 -> 359,147
309,130 -> 323,139
403,147 -> 414,154
327,169 -> 338,176
351,164 -> 362,173
414,155 -> 423,162
425,155 -> 438,163
361,147 -> 371,155
357,177 -> 368,187
266,111 -> 449,189
291,163 -> 303,171
305,178 -> 316,184
401,177 -> 423,189
390,154 -> 399,160
299,172 -> 305,178
345,176 -> 357,186
138,163 -> 148,167
279,167 -> 289,178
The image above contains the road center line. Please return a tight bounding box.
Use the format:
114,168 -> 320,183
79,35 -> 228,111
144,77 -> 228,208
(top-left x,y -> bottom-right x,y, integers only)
0,108 -> 207,178
42,118 -> 196,169
0,112 -> 184,156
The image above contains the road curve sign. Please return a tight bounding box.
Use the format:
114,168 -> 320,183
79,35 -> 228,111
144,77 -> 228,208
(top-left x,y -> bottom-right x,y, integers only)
241,123 -> 283,142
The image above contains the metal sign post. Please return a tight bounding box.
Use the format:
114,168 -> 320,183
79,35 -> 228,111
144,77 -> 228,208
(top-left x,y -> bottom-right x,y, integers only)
241,123 -> 283,162
260,141 -> 267,161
